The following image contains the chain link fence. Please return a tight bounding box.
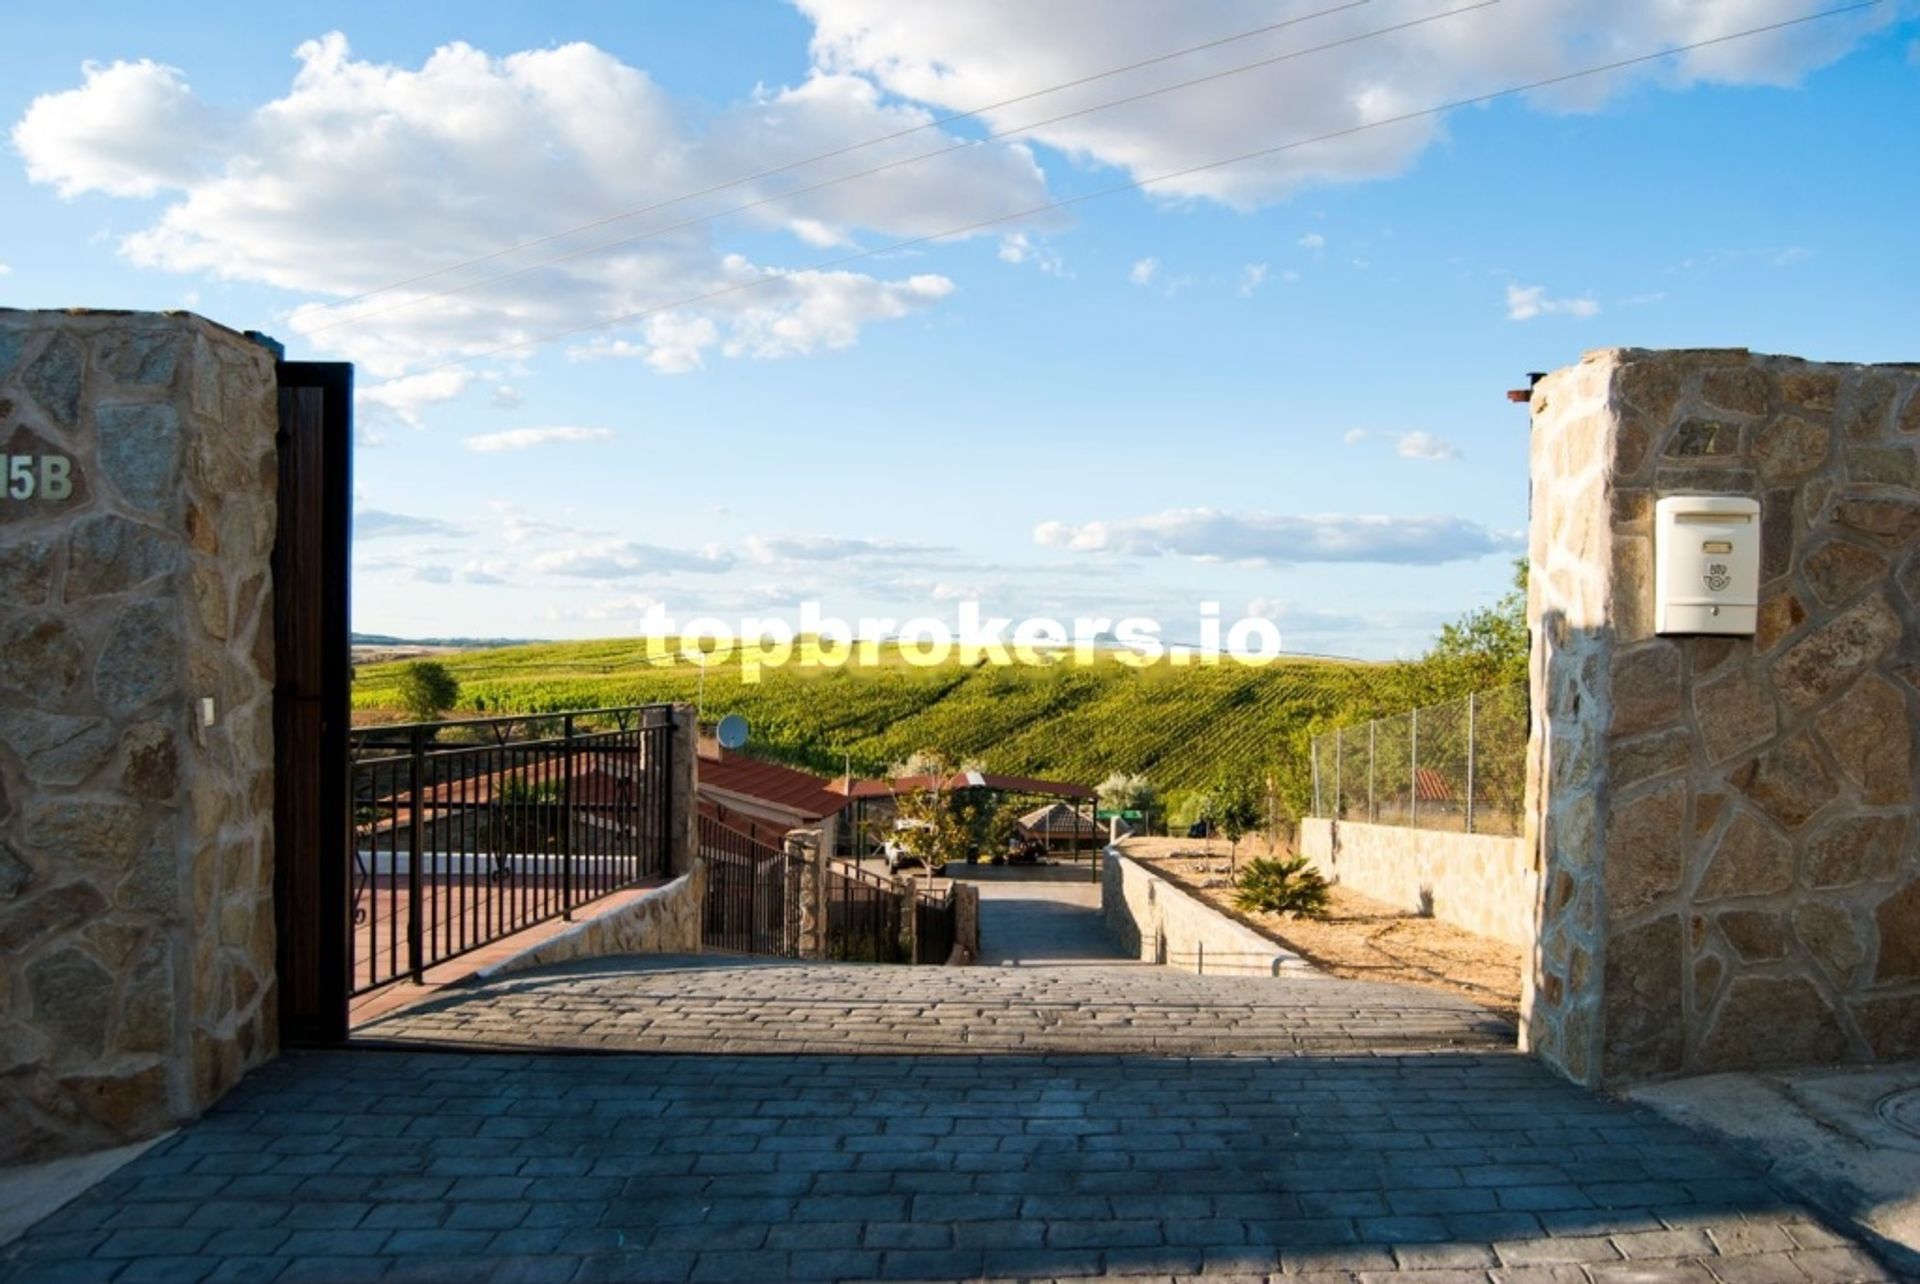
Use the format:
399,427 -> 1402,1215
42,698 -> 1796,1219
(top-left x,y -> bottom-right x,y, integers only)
1309,682 -> 1528,836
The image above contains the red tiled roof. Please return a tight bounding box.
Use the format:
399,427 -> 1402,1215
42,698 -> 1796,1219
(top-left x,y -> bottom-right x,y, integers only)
1414,767 -> 1456,804
697,751 -> 849,819
831,772 -> 1094,801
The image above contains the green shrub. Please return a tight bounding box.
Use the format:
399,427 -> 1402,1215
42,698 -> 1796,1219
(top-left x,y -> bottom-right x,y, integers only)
1232,855 -> 1331,919
395,659 -> 461,721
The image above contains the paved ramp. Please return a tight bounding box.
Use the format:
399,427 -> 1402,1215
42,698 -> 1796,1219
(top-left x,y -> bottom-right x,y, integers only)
356,873 -> 1510,1055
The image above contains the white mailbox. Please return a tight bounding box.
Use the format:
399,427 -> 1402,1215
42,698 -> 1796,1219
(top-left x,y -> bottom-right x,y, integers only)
1655,495 -> 1760,635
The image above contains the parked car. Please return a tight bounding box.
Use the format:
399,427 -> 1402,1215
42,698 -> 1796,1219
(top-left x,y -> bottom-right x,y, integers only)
1186,820 -> 1216,839
883,820 -> 942,875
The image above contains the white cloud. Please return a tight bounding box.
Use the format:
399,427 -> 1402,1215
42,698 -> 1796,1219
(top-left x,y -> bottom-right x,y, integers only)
997,232 -> 1066,275
798,1 -> 1888,208
414,565 -> 454,585
530,540 -> 736,579
1236,262 -> 1269,296
461,560 -> 511,585
1395,431 -> 1460,462
745,535 -> 947,563
13,59 -> 230,198
1127,257 -> 1158,286
489,384 -> 523,410
357,369 -> 473,428
1344,427 -> 1460,460
1297,233 -> 1326,253
1506,283 -> 1600,321
14,34 -> 1043,376
1034,507 -> 1519,565
462,425 -> 616,453
356,509 -> 466,540
0,263 -> 11,277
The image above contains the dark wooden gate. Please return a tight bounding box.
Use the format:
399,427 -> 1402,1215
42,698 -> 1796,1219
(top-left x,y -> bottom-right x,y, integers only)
272,362 -> 353,1046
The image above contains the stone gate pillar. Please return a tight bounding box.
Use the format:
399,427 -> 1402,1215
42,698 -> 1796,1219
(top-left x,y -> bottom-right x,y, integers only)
1524,347 -> 1920,1086
0,311 -> 279,1160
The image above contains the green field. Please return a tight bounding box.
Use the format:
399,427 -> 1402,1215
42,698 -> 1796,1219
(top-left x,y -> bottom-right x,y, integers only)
353,638 -> 1510,818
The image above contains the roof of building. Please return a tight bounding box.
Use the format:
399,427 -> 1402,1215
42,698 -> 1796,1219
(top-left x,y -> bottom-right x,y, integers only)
697,748 -> 849,819
1016,801 -> 1098,833
831,771 -> 1095,801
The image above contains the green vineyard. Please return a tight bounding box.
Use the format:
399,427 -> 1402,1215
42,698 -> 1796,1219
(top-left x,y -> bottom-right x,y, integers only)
353,637 -> 1517,819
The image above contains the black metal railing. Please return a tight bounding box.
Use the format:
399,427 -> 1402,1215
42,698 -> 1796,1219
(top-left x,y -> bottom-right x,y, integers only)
824,859 -> 907,963
348,705 -> 675,996
913,883 -> 957,965
699,814 -> 796,956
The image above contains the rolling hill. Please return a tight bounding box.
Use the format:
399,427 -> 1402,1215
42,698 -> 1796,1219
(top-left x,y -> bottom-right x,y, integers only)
351,638 -> 1509,818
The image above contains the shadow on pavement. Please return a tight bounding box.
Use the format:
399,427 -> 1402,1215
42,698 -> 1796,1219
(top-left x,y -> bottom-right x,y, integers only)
0,1046 -> 1898,1282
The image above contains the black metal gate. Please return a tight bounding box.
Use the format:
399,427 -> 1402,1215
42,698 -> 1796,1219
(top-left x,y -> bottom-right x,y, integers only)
913,883 -> 957,964
347,705 -> 675,995
823,860 -> 907,962
700,815 -> 796,955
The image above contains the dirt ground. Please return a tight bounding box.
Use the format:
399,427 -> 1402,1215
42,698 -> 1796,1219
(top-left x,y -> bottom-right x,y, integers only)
1115,837 -> 1524,1025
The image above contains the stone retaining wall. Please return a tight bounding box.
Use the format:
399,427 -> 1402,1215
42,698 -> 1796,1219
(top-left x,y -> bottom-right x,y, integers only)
1299,818 -> 1536,948
0,311 -> 279,1161
1102,850 -> 1316,977
1526,347 -> 1920,1086
477,866 -> 705,980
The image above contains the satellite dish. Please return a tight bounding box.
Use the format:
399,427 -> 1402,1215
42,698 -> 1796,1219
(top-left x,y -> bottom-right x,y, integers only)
715,714 -> 750,750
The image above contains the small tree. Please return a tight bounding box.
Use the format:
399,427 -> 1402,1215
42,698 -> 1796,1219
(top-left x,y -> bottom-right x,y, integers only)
396,659 -> 460,721
1181,787 -> 1218,853
1096,771 -> 1157,837
1429,557 -> 1529,687
889,750 -> 979,875
1216,776 -> 1261,872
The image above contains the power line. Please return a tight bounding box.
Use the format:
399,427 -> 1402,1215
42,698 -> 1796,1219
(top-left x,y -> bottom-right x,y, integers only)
307,0 -> 1494,335
304,0 -> 1371,318
408,0 -> 1879,376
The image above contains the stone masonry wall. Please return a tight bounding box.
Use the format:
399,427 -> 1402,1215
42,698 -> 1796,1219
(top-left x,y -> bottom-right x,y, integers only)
1300,818 -> 1536,948
0,310 -> 279,1161
478,868 -> 705,980
1103,851 -> 1317,978
1525,347 -> 1920,1087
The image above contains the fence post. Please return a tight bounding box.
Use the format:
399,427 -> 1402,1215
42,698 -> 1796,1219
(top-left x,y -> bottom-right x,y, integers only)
407,725 -> 426,984
1409,707 -> 1419,828
1333,726 -> 1342,819
1311,738 -> 1321,817
1466,692 -> 1477,835
560,714 -> 576,918
1368,719 -> 1376,823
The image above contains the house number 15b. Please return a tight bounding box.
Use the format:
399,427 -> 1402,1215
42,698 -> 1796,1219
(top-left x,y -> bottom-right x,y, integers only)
4,455 -> 74,501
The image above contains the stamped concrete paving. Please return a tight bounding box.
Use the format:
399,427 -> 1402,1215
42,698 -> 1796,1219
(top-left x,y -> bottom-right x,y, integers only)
1,879 -> 1903,1281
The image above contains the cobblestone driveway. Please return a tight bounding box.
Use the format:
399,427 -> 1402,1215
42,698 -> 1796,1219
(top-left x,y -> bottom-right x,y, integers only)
1,880 -> 1903,1281
351,954 -> 1515,1057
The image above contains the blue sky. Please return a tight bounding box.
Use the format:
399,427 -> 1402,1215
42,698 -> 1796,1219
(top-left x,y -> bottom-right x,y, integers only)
3,1 -> 1916,656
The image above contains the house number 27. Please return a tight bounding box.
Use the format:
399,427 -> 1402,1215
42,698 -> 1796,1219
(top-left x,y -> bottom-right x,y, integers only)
4,455 -> 74,501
